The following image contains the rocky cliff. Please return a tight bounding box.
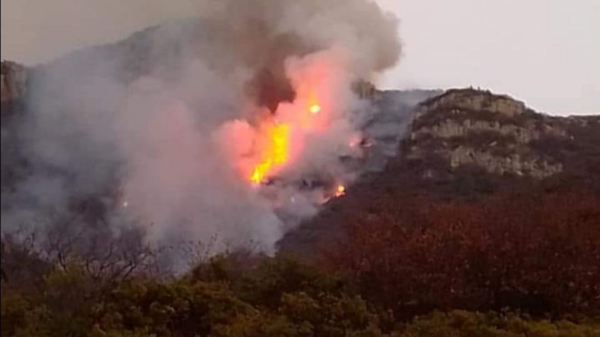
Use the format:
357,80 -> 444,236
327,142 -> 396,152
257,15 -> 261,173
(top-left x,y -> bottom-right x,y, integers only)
1,61 -> 30,193
403,89 -> 599,180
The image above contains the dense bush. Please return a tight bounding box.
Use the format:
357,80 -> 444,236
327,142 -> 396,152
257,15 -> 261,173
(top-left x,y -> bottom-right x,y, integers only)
3,255 -> 599,336
324,189 -> 600,318
2,187 -> 599,336
1,255 -> 395,337
403,310 -> 600,337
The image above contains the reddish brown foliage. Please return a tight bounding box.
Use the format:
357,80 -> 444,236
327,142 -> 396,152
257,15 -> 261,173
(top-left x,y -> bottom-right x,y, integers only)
323,189 -> 600,318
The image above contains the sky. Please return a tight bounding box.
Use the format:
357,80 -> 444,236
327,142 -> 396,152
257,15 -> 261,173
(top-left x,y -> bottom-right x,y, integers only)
2,0 -> 599,115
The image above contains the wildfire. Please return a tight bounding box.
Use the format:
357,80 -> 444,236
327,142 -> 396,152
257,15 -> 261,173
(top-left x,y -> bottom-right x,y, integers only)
335,184 -> 346,197
248,98 -> 326,184
243,53 -> 341,186
309,104 -> 321,114
250,122 -> 290,184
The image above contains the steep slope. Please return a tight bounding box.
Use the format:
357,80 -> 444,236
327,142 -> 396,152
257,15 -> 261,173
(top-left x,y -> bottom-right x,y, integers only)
278,88 -> 600,255
1,61 -> 30,193
405,89 -> 600,183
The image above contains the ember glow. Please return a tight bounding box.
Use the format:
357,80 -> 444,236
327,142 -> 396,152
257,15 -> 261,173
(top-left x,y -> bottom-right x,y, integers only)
309,104 -> 321,114
349,134 -> 362,148
335,184 -> 346,197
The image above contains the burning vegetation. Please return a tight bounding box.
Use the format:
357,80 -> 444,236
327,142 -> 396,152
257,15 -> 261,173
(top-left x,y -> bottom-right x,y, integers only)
224,49 -> 368,206
1,0 -> 403,256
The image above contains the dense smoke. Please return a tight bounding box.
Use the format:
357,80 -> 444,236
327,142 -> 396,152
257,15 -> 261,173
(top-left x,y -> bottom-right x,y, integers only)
1,0 -> 401,255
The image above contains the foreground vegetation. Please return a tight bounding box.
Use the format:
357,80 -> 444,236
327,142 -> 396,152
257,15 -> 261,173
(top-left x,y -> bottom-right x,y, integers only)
2,255 -> 599,337
324,189 -> 600,318
2,187 -> 599,336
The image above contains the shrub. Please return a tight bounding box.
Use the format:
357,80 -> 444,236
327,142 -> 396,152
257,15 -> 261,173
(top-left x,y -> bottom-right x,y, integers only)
404,310 -> 600,337
325,190 -> 600,318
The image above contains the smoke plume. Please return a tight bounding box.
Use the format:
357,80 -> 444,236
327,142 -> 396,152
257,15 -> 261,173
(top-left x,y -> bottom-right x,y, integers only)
1,0 -> 402,255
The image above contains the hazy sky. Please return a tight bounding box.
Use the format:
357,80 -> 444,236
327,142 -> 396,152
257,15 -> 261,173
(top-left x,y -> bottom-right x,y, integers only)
377,0 -> 599,116
2,0 -> 599,115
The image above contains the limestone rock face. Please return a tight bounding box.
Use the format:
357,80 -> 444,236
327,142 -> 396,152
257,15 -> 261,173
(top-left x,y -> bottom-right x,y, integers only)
412,119 -> 567,144
1,61 -> 28,111
447,146 -> 563,179
403,88 -> 599,180
417,88 -> 526,118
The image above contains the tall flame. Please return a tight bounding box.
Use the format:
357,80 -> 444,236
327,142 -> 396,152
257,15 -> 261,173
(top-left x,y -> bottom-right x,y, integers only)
248,97 -> 325,184
243,51 -> 347,186
250,122 -> 290,184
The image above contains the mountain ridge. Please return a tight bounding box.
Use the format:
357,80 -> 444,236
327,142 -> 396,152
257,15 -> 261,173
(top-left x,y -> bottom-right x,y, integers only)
278,87 -> 600,255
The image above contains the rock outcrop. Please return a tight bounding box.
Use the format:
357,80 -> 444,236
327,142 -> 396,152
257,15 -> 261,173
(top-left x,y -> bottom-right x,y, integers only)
417,88 -> 527,118
1,61 -> 28,113
403,88 -> 598,180
1,61 -> 30,194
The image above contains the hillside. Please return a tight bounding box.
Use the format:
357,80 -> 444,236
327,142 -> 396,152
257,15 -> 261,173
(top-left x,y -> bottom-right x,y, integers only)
1,62 -> 30,194
278,88 -> 600,255
2,2 -> 600,334
2,48 -> 600,337
0,60 -> 439,194
405,89 -> 600,184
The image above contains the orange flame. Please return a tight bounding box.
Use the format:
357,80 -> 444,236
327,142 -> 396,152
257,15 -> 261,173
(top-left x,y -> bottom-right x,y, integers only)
250,122 -> 290,184
246,53 -> 337,185
335,184 -> 346,197
248,98 -> 325,184
309,104 -> 321,114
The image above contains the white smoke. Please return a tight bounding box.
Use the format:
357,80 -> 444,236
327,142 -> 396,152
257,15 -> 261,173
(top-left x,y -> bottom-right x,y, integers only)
2,0 -> 402,255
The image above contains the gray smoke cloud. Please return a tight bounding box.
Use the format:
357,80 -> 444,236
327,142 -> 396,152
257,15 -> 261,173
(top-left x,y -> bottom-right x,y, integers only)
1,0 -> 402,255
